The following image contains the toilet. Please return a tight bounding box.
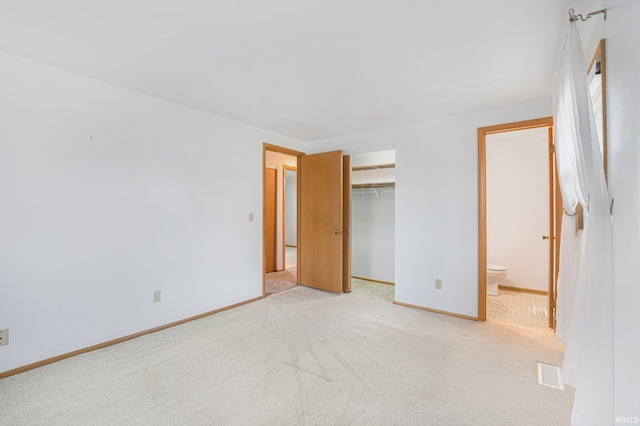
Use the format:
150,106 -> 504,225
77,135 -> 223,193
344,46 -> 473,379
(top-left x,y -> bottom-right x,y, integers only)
486,264 -> 508,296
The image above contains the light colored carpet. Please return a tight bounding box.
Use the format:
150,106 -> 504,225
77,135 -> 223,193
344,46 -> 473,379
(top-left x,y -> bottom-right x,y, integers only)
265,267 -> 297,295
0,281 -> 573,425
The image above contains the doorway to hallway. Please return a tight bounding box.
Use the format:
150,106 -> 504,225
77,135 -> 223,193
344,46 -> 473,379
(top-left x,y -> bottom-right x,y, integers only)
264,148 -> 299,296
262,144 -> 352,297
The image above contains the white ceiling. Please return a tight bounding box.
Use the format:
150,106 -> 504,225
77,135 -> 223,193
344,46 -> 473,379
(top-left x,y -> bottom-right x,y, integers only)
0,1 -> 568,141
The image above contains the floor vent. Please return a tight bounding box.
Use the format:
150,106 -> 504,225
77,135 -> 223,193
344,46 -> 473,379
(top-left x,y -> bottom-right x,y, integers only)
533,307 -> 548,317
537,362 -> 565,390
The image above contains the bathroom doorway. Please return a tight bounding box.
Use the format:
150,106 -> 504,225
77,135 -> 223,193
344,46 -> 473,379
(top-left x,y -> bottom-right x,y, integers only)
477,118 -> 561,329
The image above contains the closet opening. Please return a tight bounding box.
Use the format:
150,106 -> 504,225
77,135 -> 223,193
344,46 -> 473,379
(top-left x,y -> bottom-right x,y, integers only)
350,149 -> 396,299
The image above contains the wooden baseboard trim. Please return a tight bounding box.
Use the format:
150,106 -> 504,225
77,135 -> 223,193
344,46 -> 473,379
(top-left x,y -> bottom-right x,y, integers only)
0,296 -> 263,380
352,276 -> 395,286
499,285 -> 548,296
393,301 -> 478,321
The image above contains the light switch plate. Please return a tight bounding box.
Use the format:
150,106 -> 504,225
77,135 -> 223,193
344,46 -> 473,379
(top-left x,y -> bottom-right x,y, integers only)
0,328 -> 8,346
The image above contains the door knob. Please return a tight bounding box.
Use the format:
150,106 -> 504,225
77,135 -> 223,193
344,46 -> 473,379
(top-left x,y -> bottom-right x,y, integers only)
542,235 -> 550,240
333,229 -> 343,235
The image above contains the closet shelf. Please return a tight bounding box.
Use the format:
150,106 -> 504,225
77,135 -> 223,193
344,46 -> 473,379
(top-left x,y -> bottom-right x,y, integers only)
351,182 -> 395,188
352,162 -> 395,188
352,163 -> 395,172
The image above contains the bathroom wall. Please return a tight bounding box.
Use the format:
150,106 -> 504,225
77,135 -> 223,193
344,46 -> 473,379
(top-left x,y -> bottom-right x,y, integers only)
486,127 -> 550,293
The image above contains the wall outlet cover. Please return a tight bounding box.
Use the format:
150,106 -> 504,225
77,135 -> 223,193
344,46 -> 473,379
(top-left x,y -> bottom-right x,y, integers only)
0,328 -> 8,346
153,290 -> 161,303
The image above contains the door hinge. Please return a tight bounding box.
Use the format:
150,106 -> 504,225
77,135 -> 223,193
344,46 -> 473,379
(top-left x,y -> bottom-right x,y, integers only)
549,144 -> 555,154
549,299 -> 556,309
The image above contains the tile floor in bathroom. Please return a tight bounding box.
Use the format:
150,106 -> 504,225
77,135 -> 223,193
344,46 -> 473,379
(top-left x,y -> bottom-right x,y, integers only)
487,289 -> 550,328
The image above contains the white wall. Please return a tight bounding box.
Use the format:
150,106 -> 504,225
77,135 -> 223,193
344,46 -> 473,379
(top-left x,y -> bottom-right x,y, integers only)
486,128 -> 550,292
567,0 -> 640,417
264,151 -> 297,270
310,99 -> 552,317
576,0 -> 640,417
285,170 -> 297,247
0,51 -> 306,374
351,187 -> 395,283
351,150 -> 395,167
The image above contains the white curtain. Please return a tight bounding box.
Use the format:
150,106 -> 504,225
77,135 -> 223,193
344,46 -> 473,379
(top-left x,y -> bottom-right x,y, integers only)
553,24 -> 613,425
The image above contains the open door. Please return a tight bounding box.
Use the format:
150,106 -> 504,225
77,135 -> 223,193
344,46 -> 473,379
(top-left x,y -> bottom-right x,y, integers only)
548,127 -> 562,329
299,150 -> 345,293
342,156 -> 352,293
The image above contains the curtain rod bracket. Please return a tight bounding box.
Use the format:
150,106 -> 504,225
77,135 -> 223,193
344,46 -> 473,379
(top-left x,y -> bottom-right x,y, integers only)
569,8 -> 606,23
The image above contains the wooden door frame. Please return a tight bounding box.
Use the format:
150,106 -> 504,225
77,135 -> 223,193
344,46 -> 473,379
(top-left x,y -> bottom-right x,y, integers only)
574,40 -> 609,233
477,117 -> 558,322
342,156 -> 352,293
588,39 -> 607,182
263,143 -> 305,298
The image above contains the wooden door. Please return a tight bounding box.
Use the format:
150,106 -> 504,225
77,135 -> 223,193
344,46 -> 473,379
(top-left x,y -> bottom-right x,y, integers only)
299,150 -> 344,293
549,127 -> 562,329
265,167 -> 277,273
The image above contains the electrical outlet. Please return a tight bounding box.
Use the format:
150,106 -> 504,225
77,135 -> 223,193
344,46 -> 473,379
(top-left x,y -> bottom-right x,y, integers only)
435,278 -> 442,290
249,212 -> 254,222
0,328 -> 8,346
153,290 -> 161,303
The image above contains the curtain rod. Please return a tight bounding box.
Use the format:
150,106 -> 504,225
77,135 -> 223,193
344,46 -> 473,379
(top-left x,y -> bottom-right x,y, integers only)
568,8 -> 606,22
